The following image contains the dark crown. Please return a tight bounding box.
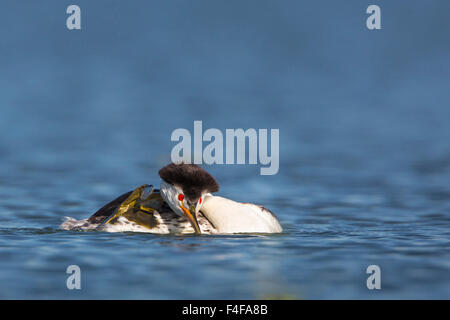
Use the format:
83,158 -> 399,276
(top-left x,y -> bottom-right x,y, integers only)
158,163 -> 219,201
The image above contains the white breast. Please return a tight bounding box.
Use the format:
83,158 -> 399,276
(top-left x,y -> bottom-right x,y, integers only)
200,195 -> 283,234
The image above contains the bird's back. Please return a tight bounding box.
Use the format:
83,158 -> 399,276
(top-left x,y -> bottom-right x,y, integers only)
61,184 -> 217,234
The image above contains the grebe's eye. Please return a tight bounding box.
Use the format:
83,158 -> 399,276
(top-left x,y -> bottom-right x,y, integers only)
199,198 -> 202,204
178,194 -> 184,202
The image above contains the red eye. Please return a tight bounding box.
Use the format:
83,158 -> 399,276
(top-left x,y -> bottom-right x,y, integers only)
178,194 -> 184,201
199,198 -> 202,204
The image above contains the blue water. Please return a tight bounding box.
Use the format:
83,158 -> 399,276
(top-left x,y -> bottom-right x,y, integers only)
0,1 -> 449,299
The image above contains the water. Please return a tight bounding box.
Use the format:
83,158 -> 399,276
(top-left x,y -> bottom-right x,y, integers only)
0,1 -> 449,299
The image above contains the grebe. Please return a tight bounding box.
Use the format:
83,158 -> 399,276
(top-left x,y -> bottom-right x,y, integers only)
60,163 -> 282,234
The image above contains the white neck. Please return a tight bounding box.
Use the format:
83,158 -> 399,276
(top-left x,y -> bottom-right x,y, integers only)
200,195 -> 282,234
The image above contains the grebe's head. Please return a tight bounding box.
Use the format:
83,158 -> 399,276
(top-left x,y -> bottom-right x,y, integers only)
158,163 -> 219,234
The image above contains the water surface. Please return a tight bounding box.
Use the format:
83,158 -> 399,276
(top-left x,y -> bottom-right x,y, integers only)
0,1 -> 449,299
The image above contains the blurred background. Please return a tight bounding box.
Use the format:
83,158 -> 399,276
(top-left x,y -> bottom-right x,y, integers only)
0,0 -> 449,299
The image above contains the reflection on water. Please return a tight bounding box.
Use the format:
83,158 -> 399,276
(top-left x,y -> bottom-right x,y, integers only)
0,0 -> 449,299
